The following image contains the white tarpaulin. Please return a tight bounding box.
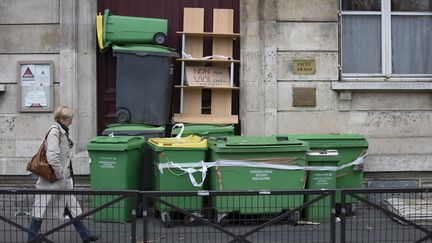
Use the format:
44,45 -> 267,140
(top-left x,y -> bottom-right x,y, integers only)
158,155 -> 366,187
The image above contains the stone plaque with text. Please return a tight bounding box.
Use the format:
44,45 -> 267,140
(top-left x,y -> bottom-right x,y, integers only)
292,86 -> 316,107
293,59 -> 316,75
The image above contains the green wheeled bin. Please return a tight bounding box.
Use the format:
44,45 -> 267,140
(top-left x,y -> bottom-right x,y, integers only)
87,136 -> 145,223
148,135 -> 207,227
305,150 -> 340,222
171,124 -> 235,138
284,134 -> 368,214
102,124 -> 165,190
97,9 -> 168,50
208,135 -> 309,225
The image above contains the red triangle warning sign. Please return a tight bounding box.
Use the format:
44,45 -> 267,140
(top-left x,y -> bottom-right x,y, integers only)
23,67 -> 34,78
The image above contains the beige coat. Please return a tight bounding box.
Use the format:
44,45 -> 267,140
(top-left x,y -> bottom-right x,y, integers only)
32,123 -> 82,219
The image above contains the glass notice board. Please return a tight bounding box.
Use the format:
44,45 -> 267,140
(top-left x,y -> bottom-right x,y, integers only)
17,61 -> 54,112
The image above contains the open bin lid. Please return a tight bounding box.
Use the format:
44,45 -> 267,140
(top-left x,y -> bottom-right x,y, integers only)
96,12 -> 104,50
209,135 -> 309,152
103,124 -> 165,136
307,150 -> 341,162
280,134 -> 368,148
171,124 -> 234,137
112,44 -> 178,57
86,136 -> 144,151
96,9 -> 112,51
148,135 -> 207,151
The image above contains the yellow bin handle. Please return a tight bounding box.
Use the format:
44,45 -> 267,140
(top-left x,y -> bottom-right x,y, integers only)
96,12 -> 104,50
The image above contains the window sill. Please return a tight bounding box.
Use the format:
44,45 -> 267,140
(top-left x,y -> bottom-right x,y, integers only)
331,81 -> 432,111
332,81 -> 432,91
341,77 -> 432,82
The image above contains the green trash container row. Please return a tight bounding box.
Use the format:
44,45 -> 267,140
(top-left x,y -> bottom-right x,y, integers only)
86,131 -> 367,225
305,150 -> 340,222
147,135 -> 208,227
102,124 -> 165,190
207,136 -> 309,224
171,124 -> 235,138
87,136 -> 145,223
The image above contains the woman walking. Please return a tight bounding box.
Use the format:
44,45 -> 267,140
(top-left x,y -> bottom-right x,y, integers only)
27,106 -> 100,243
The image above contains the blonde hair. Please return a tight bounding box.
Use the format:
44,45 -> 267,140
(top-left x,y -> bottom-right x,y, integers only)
54,106 -> 74,123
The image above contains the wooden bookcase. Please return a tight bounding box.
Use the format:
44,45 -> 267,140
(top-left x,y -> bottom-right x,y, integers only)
173,8 -> 239,124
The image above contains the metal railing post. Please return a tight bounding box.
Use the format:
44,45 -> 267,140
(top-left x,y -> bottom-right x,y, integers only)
130,192 -> 137,243
340,190 -> 346,243
330,190 -> 336,243
142,193 -> 148,243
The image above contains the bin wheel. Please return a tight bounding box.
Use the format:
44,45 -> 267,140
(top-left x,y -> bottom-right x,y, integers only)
161,212 -> 172,228
153,32 -> 167,45
153,209 -> 160,218
282,211 -> 300,226
216,213 -> 228,227
184,215 -> 197,226
218,218 -> 229,227
115,108 -> 130,124
346,204 -> 356,217
184,212 -> 202,226
289,211 -> 300,226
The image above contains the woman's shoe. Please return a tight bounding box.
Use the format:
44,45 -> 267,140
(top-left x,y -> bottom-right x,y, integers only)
83,234 -> 100,242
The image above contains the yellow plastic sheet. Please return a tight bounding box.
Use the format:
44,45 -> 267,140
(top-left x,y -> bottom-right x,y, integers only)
148,135 -> 207,148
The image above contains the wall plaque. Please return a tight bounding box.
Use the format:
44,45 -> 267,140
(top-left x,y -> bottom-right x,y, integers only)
293,59 -> 316,75
292,86 -> 316,107
17,61 -> 54,112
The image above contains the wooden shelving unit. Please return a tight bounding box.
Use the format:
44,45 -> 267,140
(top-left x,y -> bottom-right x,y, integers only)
177,58 -> 240,63
176,31 -> 240,38
173,8 -> 239,124
175,85 -> 239,90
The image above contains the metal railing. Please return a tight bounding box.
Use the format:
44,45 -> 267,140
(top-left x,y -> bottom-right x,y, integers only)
0,189 -> 138,243
142,190 -> 335,243
2,188 -> 432,242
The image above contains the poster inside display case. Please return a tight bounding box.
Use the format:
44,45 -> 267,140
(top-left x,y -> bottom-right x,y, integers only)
18,61 -> 54,112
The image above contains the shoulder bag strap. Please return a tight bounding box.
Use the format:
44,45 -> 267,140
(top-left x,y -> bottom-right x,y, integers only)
43,126 -> 58,141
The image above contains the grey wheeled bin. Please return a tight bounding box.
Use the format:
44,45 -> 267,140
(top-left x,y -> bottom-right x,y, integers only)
113,44 -> 178,125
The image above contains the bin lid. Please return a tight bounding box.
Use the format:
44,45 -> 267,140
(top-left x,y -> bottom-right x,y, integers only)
148,135 -> 207,151
97,9 -> 114,51
278,134 -> 368,148
112,44 -> 178,57
209,135 -> 309,152
103,124 -> 164,134
171,124 -> 234,137
96,12 -> 104,50
86,136 -> 144,151
306,150 -> 341,162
